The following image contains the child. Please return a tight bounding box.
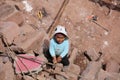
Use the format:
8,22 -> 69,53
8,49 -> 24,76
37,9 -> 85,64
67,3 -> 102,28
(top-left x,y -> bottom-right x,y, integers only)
48,25 -> 70,67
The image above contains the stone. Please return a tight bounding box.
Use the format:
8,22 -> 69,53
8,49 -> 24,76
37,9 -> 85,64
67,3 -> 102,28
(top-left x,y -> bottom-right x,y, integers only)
0,21 -> 20,44
105,72 -> 120,80
5,11 -> 24,26
55,63 -> 63,72
0,57 -> 15,80
97,69 -> 108,80
69,48 -> 78,63
19,23 -> 35,35
37,74 -> 46,80
0,4 -> 16,20
86,48 -> 100,61
13,29 -> 46,52
106,60 -> 120,73
55,74 -> 66,80
23,75 -> 34,80
0,38 -> 5,52
79,61 -> 102,80
66,64 -> 80,80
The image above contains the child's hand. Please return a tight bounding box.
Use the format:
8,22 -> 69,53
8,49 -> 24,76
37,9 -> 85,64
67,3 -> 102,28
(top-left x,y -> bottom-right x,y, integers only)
53,57 -> 57,64
57,56 -> 62,62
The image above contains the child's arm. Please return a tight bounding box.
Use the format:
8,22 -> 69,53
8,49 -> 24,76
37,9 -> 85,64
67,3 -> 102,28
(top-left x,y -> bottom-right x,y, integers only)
49,39 -> 55,57
49,39 -> 57,63
60,40 -> 69,58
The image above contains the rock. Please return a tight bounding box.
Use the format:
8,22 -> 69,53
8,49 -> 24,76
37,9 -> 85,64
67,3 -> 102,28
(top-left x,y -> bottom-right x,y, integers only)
97,69 -> 108,80
69,48 -> 78,63
104,72 -> 120,80
97,69 -> 120,80
86,48 -> 100,61
5,11 -> 24,26
13,29 -> 46,52
19,23 -> 35,34
0,38 -> 5,52
55,63 -> 63,72
0,21 -> 20,44
23,75 -> 34,80
37,74 -> 46,80
55,74 -> 66,80
0,4 -> 16,20
66,64 -> 80,80
106,59 -> 120,73
0,57 -> 15,80
79,61 -> 102,80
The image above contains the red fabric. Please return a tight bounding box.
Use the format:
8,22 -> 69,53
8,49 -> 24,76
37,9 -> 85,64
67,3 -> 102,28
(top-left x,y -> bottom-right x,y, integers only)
14,54 -> 44,73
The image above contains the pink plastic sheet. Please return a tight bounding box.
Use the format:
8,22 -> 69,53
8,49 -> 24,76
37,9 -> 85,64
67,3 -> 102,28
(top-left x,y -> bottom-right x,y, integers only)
14,54 -> 44,73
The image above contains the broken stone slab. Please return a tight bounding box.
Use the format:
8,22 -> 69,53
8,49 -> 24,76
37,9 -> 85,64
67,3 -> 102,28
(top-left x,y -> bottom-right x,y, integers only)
97,69 -> 108,80
69,48 -> 78,63
97,69 -> 120,80
54,71 -> 69,79
104,73 -> 120,80
106,59 -> 120,73
84,48 -> 100,61
38,71 -> 49,79
19,23 -> 36,35
5,11 -> 24,26
79,61 -> 102,80
0,4 -> 17,20
54,63 -> 63,72
37,74 -> 46,80
23,75 -> 35,80
0,38 -> 5,52
68,63 -> 80,76
0,21 -> 20,45
55,74 -> 67,80
0,57 -> 15,80
66,64 -> 80,80
13,29 -> 46,52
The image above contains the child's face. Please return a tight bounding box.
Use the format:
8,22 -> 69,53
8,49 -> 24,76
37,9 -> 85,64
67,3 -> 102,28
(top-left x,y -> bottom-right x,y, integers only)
55,33 -> 65,44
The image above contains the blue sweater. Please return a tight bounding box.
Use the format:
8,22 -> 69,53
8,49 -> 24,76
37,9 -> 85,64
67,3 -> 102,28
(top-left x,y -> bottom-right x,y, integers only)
49,38 -> 69,58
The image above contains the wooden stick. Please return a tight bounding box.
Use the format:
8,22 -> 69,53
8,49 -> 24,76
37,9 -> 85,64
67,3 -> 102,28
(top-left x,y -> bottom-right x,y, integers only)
47,0 -> 69,38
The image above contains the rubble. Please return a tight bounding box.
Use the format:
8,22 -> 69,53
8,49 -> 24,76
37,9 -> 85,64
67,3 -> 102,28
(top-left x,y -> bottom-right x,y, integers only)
0,0 -> 120,80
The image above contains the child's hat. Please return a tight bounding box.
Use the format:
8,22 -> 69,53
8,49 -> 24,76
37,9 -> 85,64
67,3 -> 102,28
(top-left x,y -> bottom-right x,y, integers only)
54,25 -> 68,37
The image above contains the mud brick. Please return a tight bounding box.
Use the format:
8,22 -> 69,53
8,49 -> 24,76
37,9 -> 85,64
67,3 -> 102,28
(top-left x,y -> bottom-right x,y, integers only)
69,48 -> 78,63
0,21 -> 20,44
5,11 -> 24,26
14,30 -> 46,52
0,4 -> 16,20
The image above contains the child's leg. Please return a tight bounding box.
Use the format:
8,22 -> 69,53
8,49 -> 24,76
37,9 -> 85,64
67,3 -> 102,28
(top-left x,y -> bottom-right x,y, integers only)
61,55 -> 69,66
